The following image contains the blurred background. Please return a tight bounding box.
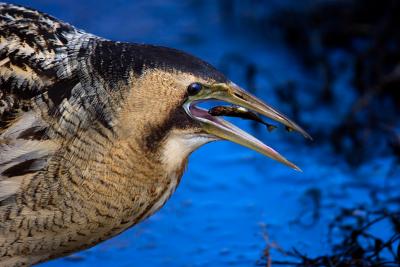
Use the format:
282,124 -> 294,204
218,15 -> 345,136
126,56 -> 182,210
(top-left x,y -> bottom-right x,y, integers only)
7,0 -> 400,266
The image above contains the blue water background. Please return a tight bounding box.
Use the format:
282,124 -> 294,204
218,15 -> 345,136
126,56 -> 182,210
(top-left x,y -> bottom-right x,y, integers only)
5,1 -> 399,266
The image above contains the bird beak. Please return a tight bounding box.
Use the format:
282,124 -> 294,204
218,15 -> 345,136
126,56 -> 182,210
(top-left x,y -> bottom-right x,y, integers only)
183,82 -> 311,171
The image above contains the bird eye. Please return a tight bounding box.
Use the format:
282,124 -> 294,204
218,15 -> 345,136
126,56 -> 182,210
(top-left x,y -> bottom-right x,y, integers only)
187,83 -> 202,96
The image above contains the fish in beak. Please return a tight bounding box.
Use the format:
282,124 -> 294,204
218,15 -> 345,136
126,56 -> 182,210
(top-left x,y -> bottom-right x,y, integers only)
183,82 -> 312,171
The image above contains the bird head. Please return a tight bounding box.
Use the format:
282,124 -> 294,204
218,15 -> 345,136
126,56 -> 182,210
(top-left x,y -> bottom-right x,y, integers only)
115,44 -> 311,172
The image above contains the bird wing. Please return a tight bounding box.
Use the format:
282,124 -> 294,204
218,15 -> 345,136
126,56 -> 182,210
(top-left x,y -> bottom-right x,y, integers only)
0,3 -> 99,201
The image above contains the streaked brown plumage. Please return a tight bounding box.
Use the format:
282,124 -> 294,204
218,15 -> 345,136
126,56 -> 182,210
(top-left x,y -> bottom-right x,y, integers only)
0,3 -> 310,266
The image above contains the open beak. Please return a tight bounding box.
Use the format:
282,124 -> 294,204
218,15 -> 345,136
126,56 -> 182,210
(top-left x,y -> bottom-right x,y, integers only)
183,82 -> 311,171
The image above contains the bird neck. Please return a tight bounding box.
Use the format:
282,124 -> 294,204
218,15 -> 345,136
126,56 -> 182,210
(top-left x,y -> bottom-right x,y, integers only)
58,129 -> 187,226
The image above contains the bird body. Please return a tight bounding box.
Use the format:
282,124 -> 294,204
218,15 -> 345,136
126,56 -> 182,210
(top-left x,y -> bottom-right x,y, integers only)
0,3 -> 310,266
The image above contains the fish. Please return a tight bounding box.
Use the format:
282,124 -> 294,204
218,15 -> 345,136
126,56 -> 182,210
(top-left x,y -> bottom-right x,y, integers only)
285,126 -> 294,132
208,106 -> 277,132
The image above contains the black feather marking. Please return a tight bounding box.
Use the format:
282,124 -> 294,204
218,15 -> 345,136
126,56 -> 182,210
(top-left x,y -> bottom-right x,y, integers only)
144,106 -> 195,152
91,41 -> 144,86
2,158 -> 42,177
17,127 -> 47,140
47,78 -> 78,108
91,41 -> 228,88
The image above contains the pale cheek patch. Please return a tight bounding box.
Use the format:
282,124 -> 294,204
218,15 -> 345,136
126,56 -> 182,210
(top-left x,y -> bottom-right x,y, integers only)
140,133 -> 213,220
161,132 -> 213,175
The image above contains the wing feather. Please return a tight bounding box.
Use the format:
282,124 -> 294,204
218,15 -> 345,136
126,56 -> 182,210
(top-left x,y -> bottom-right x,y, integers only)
0,3 -> 92,110
0,3 -> 98,201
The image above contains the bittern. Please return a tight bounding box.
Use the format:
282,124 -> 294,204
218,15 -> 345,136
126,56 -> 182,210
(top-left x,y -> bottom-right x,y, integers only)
0,3 -> 310,266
